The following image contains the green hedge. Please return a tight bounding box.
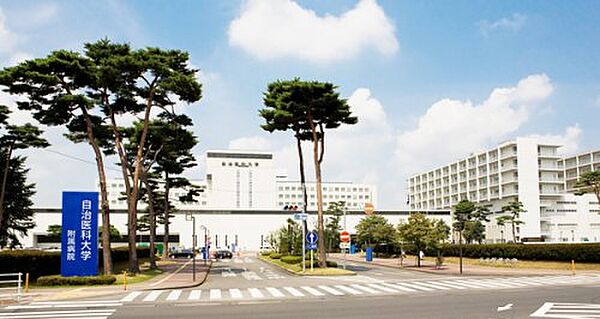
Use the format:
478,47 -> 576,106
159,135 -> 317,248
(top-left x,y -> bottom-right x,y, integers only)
269,252 -> 282,259
260,251 -> 272,256
433,243 -> 600,262
36,275 -> 116,286
0,247 -> 151,279
303,260 -> 338,268
281,255 -> 303,264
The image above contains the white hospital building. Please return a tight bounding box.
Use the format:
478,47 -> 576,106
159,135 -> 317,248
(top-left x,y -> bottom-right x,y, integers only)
408,137 -> 600,243
25,150 -> 448,250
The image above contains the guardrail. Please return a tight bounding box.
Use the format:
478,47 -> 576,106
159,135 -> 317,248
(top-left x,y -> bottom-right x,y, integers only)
0,272 -> 22,301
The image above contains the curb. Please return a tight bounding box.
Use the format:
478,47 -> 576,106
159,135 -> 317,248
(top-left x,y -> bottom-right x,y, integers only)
257,256 -> 356,276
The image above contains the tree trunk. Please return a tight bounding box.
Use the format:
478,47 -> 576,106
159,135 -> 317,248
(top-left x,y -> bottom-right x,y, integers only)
127,90 -> 155,274
307,116 -> 326,268
512,222 -> 517,243
0,143 -> 13,236
107,109 -> 137,274
142,173 -> 157,270
295,136 -> 309,249
81,108 -> 113,275
163,171 -> 170,258
459,230 -> 463,275
417,245 -> 421,267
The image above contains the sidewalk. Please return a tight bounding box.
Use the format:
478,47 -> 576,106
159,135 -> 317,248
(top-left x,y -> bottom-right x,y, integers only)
26,258 -> 212,302
329,253 -> 600,277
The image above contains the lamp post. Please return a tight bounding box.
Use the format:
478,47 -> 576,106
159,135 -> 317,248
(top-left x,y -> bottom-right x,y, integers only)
185,212 -> 196,282
199,225 -> 208,265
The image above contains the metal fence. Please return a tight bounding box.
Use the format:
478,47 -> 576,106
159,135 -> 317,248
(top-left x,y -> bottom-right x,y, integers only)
0,272 -> 22,301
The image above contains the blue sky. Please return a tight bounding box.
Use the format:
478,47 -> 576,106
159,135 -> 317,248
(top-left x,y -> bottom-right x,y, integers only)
0,0 -> 599,208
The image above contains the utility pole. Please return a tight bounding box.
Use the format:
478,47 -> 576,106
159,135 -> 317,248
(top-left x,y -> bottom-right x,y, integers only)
185,212 -> 196,281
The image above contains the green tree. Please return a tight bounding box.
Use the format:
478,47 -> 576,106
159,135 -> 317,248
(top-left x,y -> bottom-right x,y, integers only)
462,220 -> 486,244
574,171 -> 600,205
397,213 -> 450,267
497,199 -> 526,243
324,201 -> 345,252
0,48 -> 116,274
0,120 -> 48,238
98,224 -> 121,241
453,200 -> 490,274
47,224 -> 62,239
356,215 -> 395,255
260,79 -> 357,267
0,155 -> 36,248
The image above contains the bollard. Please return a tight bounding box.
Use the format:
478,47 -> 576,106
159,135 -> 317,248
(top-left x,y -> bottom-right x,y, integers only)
571,260 -> 576,275
123,270 -> 127,291
25,273 -> 29,293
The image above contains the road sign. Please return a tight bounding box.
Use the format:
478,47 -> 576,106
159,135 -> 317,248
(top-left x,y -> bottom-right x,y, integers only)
340,231 -> 350,242
293,213 -> 308,221
364,203 -> 375,215
339,242 -> 350,249
307,243 -> 317,250
306,231 -> 318,245
61,192 -> 99,277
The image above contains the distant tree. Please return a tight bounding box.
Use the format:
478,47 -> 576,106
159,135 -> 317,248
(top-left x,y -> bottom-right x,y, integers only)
261,79 -> 357,267
397,213 -> 450,267
575,171 -> 600,205
47,225 -> 62,238
98,224 -> 121,241
324,201 -> 344,252
356,215 -> 395,255
0,155 -> 36,248
462,220 -> 486,244
453,200 -> 490,274
497,200 -> 526,243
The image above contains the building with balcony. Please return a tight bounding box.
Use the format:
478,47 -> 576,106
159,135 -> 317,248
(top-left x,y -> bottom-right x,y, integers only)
408,137 -> 600,243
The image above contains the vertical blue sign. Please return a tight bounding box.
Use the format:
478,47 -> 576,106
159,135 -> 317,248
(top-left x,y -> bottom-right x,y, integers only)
61,192 -> 99,277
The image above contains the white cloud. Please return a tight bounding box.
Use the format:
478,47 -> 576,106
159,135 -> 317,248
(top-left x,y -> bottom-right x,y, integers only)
229,136 -> 273,151
479,13 -> 527,37
395,74 -> 553,175
527,125 -> 582,155
0,7 -> 20,53
228,0 -> 398,63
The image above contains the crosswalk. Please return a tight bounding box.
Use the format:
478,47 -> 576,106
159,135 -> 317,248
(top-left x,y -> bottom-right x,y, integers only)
530,302 -> 600,318
115,275 -> 600,304
0,300 -> 120,319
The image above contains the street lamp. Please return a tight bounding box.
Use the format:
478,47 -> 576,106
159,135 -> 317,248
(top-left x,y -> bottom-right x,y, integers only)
185,212 -> 196,282
199,225 -> 208,265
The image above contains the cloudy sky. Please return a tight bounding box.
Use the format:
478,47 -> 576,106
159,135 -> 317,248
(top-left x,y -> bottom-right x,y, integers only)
0,0 -> 599,209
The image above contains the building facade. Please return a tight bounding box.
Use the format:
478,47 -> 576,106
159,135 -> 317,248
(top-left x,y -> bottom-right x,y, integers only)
408,138 -> 600,243
22,150 -> 390,250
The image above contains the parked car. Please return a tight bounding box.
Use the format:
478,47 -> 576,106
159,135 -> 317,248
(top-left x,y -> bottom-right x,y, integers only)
169,249 -> 195,259
258,246 -> 272,254
214,249 -> 233,259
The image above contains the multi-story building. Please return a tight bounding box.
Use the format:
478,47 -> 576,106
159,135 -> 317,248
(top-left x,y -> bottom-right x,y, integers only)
408,137 -> 600,243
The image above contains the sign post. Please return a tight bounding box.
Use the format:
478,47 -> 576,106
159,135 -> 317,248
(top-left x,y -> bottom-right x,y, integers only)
293,213 -> 308,273
306,231 -> 318,272
61,192 -> 99,277
340,231 -> 350,270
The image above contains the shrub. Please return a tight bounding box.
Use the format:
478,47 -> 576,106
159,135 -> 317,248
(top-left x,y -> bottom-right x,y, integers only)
269,252 -> 282,259
36,275 -> 116,286
302,260 -> 338,268
260,251 -> 272,256
281,255 -> 303,264
0,247 -> 151,280
326,261 -> 338,268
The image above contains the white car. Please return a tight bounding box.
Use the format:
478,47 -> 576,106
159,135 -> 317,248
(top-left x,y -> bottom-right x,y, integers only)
258,246 -> 273,254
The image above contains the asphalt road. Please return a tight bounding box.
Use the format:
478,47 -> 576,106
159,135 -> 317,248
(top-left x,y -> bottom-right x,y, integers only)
109,284 -> 600,318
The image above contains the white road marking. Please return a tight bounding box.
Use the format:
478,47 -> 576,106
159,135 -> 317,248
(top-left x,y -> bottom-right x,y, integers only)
248,288 -> 264,298
366,283 -> 398,293
334,285 -> 363,295
396,282 -> 434,291
497,303 -> 513,312
283,287 -> 304,297
413,281 -> 451,290
318,285 -> 344,296
0,309 -> 115,318
350,284 -> 381,294
381,282 -> 417,292
209,289 -> 222,300
143,290 -> 163,302
266,287 -> 285,298
120,291 -> 143,302
424,281 -> 467,290
229,288 -> 243,299
188,290 -> 202,300
301,286 -> 325,296
166,289 -> 182,301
